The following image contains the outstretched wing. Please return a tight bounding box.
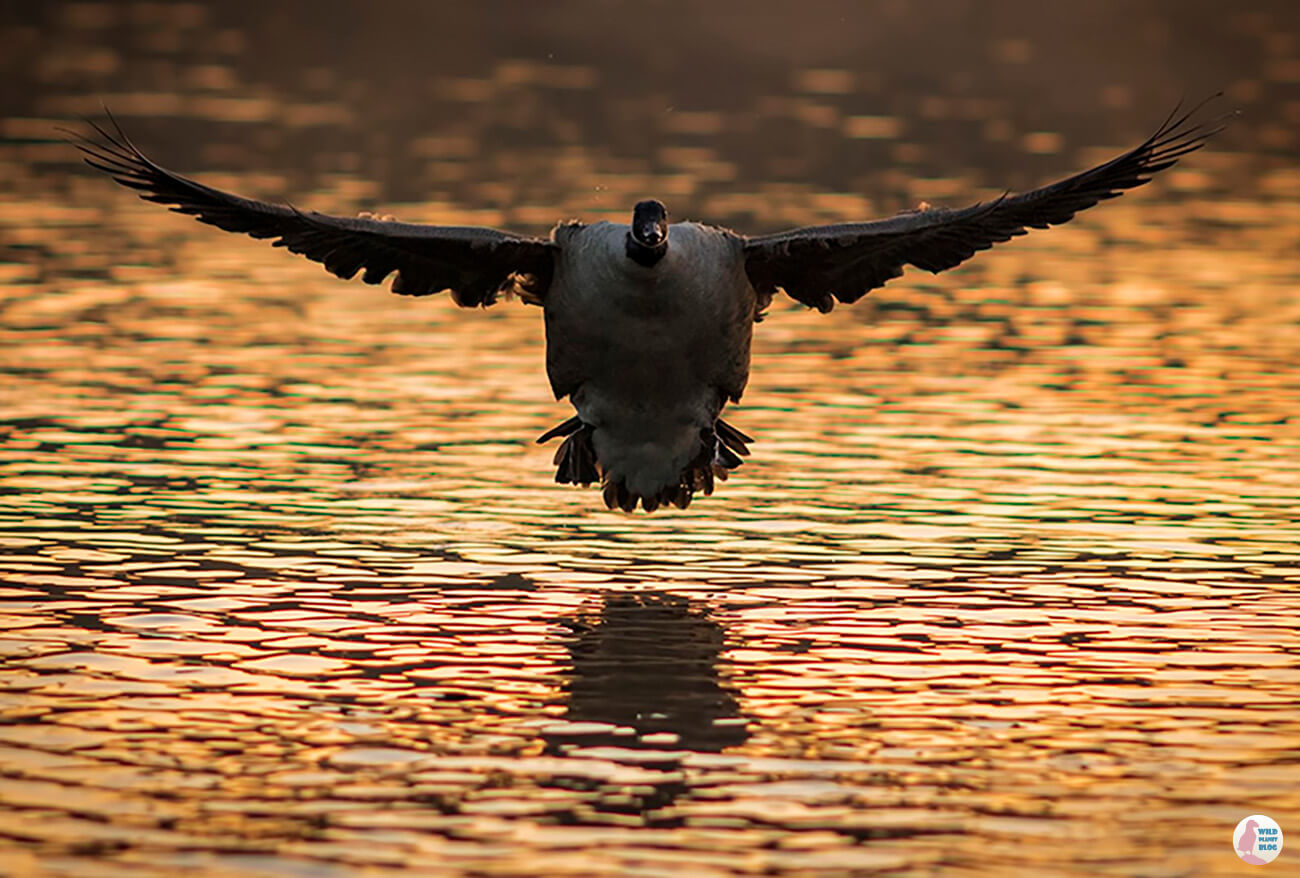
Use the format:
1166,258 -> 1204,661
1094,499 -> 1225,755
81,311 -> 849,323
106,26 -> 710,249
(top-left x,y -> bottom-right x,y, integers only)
743,99 -> 1228,312
70,116 -> 558,307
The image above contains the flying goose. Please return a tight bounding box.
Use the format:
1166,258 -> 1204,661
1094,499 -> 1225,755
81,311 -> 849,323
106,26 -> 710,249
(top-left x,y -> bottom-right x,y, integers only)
71,101 -> 1224,512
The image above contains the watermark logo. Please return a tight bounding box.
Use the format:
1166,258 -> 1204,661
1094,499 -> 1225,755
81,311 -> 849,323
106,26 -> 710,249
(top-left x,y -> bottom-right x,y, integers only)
1234,815 -> 1283,865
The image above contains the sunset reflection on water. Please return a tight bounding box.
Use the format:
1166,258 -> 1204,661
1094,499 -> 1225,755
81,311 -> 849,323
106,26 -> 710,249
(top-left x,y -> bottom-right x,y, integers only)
1,2 -> 1299,875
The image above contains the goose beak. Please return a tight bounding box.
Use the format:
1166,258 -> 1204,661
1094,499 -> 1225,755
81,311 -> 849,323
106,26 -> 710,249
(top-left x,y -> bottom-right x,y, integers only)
636,221 -> 665,246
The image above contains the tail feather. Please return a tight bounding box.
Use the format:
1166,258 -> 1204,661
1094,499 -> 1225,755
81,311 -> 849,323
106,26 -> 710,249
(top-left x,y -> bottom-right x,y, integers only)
715,442 -> 744,470
716,418 -> 753,456
539,415 -> 753,513
537,415 -> 584,444
540,418 -> 600,486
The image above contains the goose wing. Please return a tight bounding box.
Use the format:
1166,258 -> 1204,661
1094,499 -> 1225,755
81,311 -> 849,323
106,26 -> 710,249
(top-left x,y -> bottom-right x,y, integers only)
742,101 -> 1226,312
70,117 -> 557,307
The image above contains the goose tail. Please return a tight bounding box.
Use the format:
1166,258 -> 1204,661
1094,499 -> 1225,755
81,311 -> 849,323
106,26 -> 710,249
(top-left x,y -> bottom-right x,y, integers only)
539,415 -> 752,513
601,418 -> 751,513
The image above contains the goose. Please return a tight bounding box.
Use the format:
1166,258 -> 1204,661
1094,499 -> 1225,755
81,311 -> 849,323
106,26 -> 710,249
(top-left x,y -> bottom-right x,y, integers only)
70,101 -> 1225,512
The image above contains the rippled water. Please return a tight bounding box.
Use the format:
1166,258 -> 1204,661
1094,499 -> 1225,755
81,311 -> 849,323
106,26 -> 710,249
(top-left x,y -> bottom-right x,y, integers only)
2,2 -> 1300,875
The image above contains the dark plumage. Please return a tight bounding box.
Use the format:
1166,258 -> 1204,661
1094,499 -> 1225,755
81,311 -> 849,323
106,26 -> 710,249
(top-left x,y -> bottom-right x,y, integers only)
743,100 -> 1227,311
625,199 -> 670,267
71,117 -> 554,307
70,100 -> 1226,512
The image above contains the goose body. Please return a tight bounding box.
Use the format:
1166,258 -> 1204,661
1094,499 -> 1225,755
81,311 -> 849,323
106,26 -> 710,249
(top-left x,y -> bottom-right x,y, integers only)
545,220 -> 755,508
71,101 -> 1225,511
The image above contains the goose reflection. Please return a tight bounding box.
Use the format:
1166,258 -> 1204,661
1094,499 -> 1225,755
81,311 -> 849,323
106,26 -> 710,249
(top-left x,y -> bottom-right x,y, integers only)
545,591 -> 747,754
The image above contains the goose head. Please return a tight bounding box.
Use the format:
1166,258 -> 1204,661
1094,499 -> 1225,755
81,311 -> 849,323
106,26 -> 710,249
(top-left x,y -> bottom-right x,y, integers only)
626,199 -> 668,266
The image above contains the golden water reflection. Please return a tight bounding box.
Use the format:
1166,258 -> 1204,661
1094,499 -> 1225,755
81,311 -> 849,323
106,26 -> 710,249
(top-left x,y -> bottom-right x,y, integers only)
2,1 -> 1300,875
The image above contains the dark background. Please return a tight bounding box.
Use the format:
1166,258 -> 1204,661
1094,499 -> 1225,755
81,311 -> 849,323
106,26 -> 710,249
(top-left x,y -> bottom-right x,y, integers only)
1,0 -> 1293,230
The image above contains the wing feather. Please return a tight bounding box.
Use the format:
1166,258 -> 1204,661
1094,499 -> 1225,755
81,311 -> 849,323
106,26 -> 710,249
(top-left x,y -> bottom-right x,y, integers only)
69,115 -> 557,307
743,98 -> 1229,312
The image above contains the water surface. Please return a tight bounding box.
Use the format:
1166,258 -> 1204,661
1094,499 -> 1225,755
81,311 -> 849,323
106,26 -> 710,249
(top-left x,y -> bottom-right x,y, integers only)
2,2 -> 1299,875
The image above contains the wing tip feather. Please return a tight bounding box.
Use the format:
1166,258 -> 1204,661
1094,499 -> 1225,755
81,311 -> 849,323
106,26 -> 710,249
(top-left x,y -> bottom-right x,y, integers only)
742,93 -> 1228,308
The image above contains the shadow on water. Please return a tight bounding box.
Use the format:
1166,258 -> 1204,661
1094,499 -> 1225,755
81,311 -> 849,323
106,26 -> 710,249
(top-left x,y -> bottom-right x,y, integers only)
552,592 -> 746,753
543,592 -> 748,818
